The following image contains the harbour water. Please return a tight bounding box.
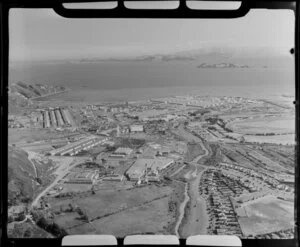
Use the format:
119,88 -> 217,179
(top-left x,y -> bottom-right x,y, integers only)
9,61 -> 294,103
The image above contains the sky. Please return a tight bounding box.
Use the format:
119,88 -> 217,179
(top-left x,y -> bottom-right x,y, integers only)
9,2 -> 295,61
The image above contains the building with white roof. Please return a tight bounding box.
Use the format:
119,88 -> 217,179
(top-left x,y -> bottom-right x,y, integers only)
126,158 -> 174,181
130,124 -> 144,132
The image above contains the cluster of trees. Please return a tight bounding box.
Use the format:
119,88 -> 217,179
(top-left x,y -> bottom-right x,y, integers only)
76,207 -> 89,222
206,117 -> 233,133
31,209 -> 67,237
55,191 -> 77,199
254,133 -> 276,136
168,201 -> 177,213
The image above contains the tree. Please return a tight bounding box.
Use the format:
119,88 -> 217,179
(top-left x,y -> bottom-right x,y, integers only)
240,136 -> 245,143
68,203 -> 74,212
23,229 -> 31,238
91,185 -> 95,195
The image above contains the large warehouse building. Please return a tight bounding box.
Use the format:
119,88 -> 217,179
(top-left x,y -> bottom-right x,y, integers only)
126,158 -> 174,181
49,136 -> 108,156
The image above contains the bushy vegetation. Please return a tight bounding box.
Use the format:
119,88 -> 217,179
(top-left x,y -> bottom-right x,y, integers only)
31,209 -> 67,237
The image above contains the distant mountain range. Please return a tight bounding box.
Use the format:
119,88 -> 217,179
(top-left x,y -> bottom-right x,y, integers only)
197,63 -> 251,68
68,46 -> 290,64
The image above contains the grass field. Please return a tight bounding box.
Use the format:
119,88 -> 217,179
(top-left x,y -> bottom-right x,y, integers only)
90,197 -> 171,237
50,184 -> 174,233
238,195 -> 294,236
184,143 -> 205,162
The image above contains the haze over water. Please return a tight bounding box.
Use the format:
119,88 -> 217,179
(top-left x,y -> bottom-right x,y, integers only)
9,61 -> 294,103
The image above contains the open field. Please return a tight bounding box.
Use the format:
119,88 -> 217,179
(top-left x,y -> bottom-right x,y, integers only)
9,128 -> 62,144
68,196 -> 171,237
49,184 -> 174,231
184,142 -> 205,162
238,195 -> 294,236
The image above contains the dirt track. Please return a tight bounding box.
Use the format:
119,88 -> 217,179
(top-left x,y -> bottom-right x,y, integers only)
173,125 -> 210,238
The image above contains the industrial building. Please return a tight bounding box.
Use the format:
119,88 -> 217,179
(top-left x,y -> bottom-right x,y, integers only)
50,110 -> 57,127
41,107 -> 73,129
65,171 -> 99,184
102,174 -> 124,182
55,109 -> 64,127
43,110 -> 50,128
126,158 -> 174,182
61,108 -> 72,126
109,147 -> 133,158
49,136 -> 108,156
130,124 -> 144,132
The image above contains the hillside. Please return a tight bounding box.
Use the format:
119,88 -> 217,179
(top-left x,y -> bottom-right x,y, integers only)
7,221 -> 54,238
8,146 -> 37,206
9,81 -> 67,99
8,81 -> 68,113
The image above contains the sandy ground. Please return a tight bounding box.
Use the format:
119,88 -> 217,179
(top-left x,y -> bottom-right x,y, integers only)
238,195 -> 294,236
227,117 -> 294,135
244,134 -> 295,145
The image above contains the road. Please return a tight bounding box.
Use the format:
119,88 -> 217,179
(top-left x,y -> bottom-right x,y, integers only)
173,125 -> 210,238
31,157 -> 86,208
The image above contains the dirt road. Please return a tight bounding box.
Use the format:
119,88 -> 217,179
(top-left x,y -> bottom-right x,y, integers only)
173,125 -> 210,238
31,157 -> 86,208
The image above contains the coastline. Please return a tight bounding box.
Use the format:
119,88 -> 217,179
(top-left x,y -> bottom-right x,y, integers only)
31,89 -> 71,101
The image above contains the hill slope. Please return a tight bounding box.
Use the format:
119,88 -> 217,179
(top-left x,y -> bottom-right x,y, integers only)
8,146 -> 37,206
8,81 -> 67,113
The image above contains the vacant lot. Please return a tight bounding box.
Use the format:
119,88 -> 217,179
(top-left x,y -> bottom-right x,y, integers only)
9,128 -> 63,144
238,195 -> 294,236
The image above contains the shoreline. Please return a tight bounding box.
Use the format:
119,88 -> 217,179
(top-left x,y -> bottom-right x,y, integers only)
31,89 -> 71,101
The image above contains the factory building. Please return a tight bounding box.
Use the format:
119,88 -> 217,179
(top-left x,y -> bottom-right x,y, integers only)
126,158 -> 174,182
40,108 -> 74,128
50,110 -> 57,127
55,109 -> 64,127
43,110 -> 50,128
65,171 -> 99,184
49,136 -> 107,156
109,147 -> 133,158
102,174 -> 124,182
61,108 -> 72,126
130,124 -> 144,132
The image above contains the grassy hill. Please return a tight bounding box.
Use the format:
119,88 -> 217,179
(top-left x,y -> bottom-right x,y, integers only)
9,81 -> 66,99
8,146 -> 37,206
8,81 -> 67,114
